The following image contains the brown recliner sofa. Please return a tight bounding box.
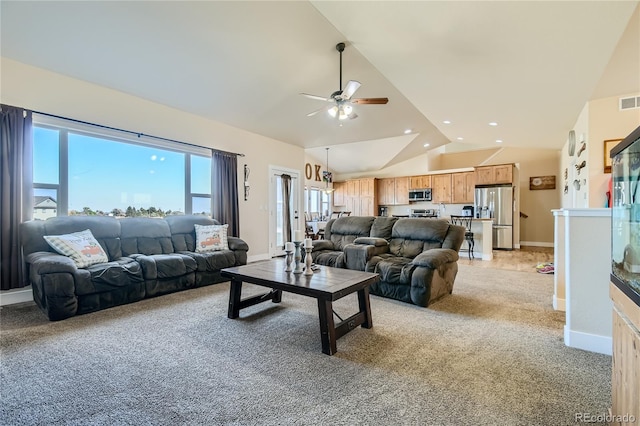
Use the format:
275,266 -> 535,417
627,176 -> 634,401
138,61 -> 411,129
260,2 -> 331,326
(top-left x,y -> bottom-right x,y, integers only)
311,216 -> 464,307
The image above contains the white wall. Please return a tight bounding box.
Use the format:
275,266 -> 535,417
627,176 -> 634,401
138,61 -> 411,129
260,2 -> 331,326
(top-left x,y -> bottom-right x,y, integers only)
1,57 -> 305,261
560,94 -> 640,209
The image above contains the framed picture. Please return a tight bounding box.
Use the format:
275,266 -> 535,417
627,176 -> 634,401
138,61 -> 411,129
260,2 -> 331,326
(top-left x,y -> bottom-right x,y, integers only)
604,138 -> 623,173
529,175 -> 556,190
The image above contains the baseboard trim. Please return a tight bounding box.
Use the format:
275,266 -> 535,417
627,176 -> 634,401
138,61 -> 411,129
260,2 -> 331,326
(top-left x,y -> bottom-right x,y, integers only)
247,254 -> 270,263
520,241 -> 554,248
553,296 -> 566,311
0,287 -> 33,306
563,326 -> 612,355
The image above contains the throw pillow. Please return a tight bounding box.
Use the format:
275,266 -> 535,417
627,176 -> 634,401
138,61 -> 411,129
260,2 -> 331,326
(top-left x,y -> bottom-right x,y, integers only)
44,229 -> 109,268
194,224 -> 229,252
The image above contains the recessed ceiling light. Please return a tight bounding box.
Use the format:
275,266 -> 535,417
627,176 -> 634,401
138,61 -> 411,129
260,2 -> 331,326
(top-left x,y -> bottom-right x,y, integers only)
456,137 -> 464,141
404,129 -> 412,134
489,122 -> 498,126
443,120 -> 451,124
496,139 -> 503,143
423,143 -> 430,147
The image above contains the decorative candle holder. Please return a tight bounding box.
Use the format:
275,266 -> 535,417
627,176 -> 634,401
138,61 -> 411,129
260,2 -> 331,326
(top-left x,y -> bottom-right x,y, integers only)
304,245 -> 313,276
293,241 -> 303,274
284,249 -> 294,272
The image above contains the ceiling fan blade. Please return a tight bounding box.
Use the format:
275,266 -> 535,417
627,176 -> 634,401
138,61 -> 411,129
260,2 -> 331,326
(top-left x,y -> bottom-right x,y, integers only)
306,106 -> 329,117
351,97 -> 389,105
340,80 -> 361,100
301,93 -> 332,102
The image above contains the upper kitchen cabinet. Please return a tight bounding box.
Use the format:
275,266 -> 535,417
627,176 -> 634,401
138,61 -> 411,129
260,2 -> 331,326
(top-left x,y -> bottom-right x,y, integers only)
452,172 -> 475,204
409,175 -> 432,190
431,174 -> 452,204
474,164 -> 514,185
333,181 -> 346,206
395,177 -> 409,205
334,178 -> 377,215
378,177 -> 409,206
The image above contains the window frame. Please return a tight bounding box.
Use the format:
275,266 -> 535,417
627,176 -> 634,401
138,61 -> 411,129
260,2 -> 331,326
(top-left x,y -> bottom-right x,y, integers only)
32,116 -> 212,218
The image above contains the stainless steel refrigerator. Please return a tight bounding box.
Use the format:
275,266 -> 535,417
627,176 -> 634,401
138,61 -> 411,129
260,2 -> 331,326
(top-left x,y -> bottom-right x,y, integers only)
475,185 -> 514,250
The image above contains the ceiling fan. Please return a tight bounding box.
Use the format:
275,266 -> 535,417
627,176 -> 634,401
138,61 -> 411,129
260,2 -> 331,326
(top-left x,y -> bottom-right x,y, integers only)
301,42 -> 389,120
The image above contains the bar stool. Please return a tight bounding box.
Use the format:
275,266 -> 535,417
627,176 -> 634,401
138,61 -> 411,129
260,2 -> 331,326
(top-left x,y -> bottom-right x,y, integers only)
450,215 -> 475,259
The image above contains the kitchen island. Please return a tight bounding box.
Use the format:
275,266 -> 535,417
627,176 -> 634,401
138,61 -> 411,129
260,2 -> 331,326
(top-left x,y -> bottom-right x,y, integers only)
442,216 -> 493,261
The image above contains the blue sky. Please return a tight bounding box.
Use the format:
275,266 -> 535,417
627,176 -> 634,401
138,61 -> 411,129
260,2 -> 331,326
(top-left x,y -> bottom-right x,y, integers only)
34,127 -> 211,212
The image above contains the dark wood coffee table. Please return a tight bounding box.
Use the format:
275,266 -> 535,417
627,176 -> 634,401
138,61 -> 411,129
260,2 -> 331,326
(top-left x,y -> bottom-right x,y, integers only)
221,259 -> 379,355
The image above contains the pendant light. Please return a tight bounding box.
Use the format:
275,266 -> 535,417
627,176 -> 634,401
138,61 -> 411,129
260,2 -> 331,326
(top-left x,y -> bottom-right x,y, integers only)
323,147 -> 335,193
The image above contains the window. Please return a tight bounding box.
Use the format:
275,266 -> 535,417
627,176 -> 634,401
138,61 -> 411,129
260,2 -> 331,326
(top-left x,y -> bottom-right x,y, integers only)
32,118 -> 212,218
304,187 -> 331,220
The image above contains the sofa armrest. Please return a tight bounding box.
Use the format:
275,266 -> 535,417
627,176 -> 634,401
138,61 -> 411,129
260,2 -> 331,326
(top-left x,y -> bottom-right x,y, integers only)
412,248 -> 459,269
311,240 -> 335,251
343,243 -> 389,271
26,251 -> 78,274
228,236 -> 249,252
353,237 -> 389,247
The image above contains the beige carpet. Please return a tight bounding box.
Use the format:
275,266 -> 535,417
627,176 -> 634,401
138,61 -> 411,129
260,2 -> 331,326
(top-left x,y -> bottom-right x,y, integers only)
0,264 -> 611,425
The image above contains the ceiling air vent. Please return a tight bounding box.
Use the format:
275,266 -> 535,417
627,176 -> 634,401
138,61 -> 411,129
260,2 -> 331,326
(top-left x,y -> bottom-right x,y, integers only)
619,96 -> 640,110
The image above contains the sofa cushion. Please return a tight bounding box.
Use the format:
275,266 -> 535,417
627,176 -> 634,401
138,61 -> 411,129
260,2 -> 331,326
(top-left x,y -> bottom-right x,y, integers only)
133,253 -> 198,280
327,216 -> 375,251
120,218 -> 174,256
389,218 -> 451,258
165,215 -> 220,252
73,258 -> 144,296
372,256 -> 416,285
44,229 -> 109,268
194,223 -> 229,252
21,216 -> 122,260
181,250 -> 236,272
313,250 -> 344,268
370,217 -> 398,240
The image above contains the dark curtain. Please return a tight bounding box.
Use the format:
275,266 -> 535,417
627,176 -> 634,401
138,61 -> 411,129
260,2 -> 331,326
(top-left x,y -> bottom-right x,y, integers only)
211,151 -> 239,237
281,174 -> 292,243
1,105 -> 33,290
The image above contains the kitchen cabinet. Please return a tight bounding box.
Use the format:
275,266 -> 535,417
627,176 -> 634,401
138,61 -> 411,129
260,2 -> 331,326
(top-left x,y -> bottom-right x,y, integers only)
452,172 -> 475,204
474,164 -> 513,185
394,177 -> 409,205
431,174 -> 452,204
378,177 -> 409,205
494,164 -> 513,184
333,181 -> 346,206
334,178 -> 377,215
409,175 -> 432,189
378,178 -> 395,206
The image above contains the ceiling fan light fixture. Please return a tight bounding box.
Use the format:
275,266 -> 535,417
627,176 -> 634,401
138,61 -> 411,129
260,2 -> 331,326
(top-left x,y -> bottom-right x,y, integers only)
328,105 -> 338,118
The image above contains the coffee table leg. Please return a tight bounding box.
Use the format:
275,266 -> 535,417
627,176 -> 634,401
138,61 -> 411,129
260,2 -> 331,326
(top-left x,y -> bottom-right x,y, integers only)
357,287 -> 373,329
228,278 -> 242,319
272,289 -> 282,303
317,299 -> 337,355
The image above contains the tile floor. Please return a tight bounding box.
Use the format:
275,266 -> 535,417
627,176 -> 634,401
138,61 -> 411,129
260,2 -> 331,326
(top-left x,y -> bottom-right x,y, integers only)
459,246 -> 554,273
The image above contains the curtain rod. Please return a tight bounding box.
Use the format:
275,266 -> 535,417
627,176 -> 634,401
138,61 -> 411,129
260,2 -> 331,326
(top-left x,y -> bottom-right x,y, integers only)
30,109 -> 245,157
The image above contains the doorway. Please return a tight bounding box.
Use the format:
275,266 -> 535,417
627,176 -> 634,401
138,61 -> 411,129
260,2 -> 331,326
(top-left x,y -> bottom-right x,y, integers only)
269,166 -> 300,257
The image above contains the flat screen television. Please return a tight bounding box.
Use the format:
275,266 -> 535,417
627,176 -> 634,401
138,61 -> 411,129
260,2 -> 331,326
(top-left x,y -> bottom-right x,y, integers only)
611,124 -> 640,307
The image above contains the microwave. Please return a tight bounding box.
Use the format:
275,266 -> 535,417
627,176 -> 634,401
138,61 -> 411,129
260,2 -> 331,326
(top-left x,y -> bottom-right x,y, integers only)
409,188 -> 432,202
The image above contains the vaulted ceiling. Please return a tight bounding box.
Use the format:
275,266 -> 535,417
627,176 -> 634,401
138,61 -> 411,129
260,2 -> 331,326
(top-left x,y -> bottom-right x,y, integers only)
1,1 -> 638,173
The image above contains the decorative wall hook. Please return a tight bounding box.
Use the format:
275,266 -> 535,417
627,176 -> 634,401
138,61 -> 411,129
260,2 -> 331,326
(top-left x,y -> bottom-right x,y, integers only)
575,160 -> 586,175
577,142 -> 586,157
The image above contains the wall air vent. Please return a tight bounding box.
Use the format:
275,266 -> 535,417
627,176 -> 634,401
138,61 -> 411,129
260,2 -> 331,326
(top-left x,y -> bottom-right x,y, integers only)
619,96 -> 640,110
